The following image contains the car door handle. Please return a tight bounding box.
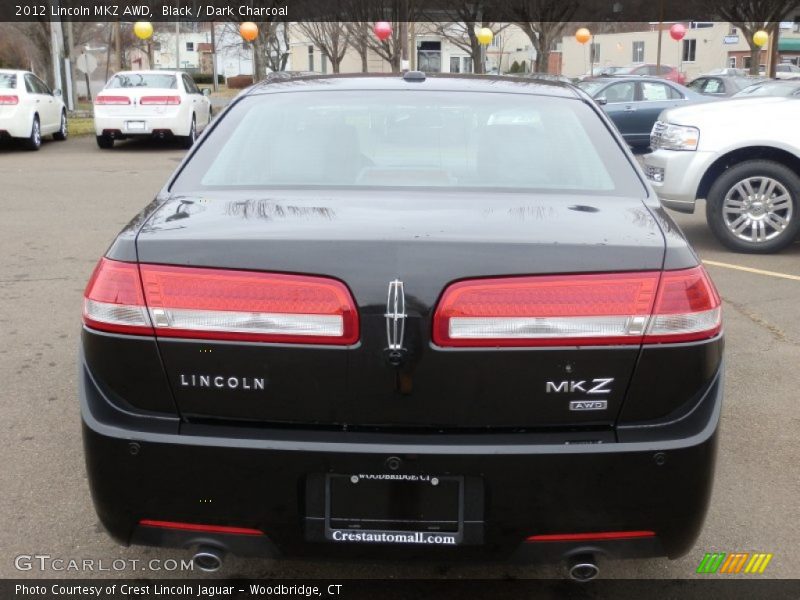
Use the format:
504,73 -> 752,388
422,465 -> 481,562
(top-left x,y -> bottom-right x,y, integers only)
623,106 -> 637,112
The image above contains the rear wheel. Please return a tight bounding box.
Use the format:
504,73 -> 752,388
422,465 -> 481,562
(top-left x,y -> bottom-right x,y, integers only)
96,133 -> 114,149
706,160 -> 800,253
179,115 -> 196,149
53,111 -> 68,141
23,115 -> 41,151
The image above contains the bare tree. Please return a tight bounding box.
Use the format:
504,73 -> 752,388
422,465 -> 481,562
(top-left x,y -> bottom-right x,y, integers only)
346,0 -> 420,73
505,0 -> 579,73
423,10 -> 508,74
345,22 -> 371,72
296,22 -> 350,73
711,0 -> 799,76
217,21 -> 290,81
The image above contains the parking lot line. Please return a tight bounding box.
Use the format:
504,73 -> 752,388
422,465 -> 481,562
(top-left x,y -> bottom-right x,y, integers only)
702,260 -> 800,282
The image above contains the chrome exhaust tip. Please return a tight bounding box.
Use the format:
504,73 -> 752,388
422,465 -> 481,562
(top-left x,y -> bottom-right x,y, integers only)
192,546 -> 224,573
568,554 -> 600,582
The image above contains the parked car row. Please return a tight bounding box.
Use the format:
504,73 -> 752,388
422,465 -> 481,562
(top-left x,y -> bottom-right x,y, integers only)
0,68 -> 212,151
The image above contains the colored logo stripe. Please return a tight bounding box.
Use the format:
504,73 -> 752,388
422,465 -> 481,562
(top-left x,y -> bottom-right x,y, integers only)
697,552 -> 773,574
697,553 -> 726,574
744,553 -> 773,574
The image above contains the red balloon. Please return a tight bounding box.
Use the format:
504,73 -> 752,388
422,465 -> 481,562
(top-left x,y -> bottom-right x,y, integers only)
373,21 -> 392,42
669,23 -> 687,42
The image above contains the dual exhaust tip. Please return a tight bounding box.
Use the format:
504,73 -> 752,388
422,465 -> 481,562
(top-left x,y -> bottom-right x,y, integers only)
192,546 -> 224,573
190,546 -> 600,581
568,554 -> 600,582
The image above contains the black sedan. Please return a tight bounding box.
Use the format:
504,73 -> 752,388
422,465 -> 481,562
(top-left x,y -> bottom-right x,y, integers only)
577,76 -> 713,149
80,73 -> 723,580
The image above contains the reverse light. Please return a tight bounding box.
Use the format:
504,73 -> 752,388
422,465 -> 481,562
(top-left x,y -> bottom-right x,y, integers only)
0,95 -> 19,105
139,95 -> 181,106
83,258 -> 359,345
433,266 -> 721,347
94,95 -> 131,106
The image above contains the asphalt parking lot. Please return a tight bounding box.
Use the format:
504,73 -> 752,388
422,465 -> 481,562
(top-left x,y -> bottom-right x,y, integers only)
1,134 -> 798,580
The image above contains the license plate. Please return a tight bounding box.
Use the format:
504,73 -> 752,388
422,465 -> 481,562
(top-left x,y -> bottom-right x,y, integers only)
125,121 -> 146,131
325,474 -> 463,546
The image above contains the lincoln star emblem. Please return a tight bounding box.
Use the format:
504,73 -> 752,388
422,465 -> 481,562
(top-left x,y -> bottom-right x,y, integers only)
385,279 -> 407,352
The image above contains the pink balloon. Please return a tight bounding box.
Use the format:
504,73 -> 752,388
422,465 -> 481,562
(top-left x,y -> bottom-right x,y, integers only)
373,21 -> 392,42
669,23 -> 687,42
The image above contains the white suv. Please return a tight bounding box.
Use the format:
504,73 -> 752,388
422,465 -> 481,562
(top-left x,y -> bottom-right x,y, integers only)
643,97 -> 800,253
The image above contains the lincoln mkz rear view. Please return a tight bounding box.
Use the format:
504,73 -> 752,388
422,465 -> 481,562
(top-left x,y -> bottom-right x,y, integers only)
79,73 -> 723,578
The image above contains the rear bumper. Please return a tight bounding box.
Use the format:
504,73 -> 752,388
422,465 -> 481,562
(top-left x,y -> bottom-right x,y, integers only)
0,112 -> 33,138
94,114 -> 189,137
80,356 -> 722,564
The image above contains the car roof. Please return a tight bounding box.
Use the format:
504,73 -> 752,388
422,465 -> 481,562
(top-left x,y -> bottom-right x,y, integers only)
242,72 -> 582,99
577,76 -> 677,84
110,70 -> 183,76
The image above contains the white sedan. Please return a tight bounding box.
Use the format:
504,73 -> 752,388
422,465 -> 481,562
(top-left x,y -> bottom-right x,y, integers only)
0,69 -> 68,151
94,70 -> 212,149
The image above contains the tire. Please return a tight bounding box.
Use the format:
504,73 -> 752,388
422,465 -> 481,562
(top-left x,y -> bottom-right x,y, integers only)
96,134 -> 114,149
706,160 -> 800,254
23,115 -> 41,151
179,116 -> 196,149
53,111 -> 68,141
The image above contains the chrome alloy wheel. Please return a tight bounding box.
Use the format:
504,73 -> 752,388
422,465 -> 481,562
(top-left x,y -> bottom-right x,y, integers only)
723,176 -> 793,243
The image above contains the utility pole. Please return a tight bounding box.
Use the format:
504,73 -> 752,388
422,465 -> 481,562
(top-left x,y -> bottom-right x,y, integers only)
655,0 -> 664,71
49,0 -> 64,92
114,22 -> 122,71
210,22 -> 218,91
176,22 -> 181,69
64,20 -> 77,110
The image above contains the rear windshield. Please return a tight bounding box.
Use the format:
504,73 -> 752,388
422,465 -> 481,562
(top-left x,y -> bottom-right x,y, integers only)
107,73 -> 177,89
172,90 -> 643,195
0,73 -> 17,89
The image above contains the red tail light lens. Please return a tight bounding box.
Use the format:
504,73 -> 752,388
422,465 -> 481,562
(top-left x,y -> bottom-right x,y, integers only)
83,259 -> 153,336
94,95 -> 131,105
433,266 -> 720,347
0,95 -> 19,105
83,258 -> 359,345
139,95 -> 181,106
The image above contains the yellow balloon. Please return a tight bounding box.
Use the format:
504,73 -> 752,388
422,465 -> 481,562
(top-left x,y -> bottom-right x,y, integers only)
476,28 -> 493,46
575,28 -> 592,45
133,22 -> 153,41
753,30 -> 769,48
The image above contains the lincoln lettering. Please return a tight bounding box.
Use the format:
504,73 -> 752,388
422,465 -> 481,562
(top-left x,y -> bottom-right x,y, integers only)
179,374 -> 265,391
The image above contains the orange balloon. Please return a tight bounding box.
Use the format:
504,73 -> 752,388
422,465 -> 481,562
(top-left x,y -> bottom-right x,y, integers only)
240,22 -> 259,43
575,28 -> 592,45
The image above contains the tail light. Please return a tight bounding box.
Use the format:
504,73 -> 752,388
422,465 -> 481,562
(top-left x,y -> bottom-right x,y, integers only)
94,95 -> 131,106
83,258 -> 359,345
0,95 -> 19,105
433,266 -> 721,347
139,95 -> 181,106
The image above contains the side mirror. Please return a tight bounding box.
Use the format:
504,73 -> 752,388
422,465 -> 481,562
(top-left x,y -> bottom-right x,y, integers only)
53,88 -> 62,97
596,96 -> 608,106
202,88 -> 211,97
